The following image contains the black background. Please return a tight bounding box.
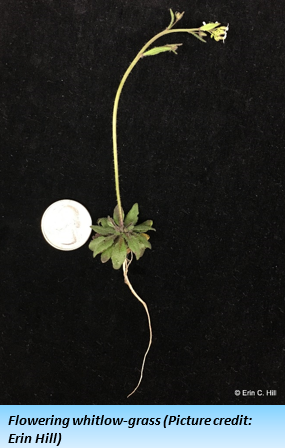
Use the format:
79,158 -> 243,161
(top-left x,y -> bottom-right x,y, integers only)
1,0 -> 284,405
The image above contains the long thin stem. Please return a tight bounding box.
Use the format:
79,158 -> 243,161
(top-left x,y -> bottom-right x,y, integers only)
112,27 -> 200,225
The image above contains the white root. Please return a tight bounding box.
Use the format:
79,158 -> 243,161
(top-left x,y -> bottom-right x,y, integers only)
123,254 -> 152,398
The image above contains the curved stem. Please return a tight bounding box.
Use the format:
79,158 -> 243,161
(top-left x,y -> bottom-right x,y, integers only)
112,27 -> 200,225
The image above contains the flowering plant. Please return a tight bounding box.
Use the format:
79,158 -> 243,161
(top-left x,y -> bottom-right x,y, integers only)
89,9 -> 228,397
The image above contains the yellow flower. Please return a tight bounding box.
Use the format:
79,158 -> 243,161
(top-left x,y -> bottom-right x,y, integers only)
211,24 -> 229,42
200,22 -> 229,43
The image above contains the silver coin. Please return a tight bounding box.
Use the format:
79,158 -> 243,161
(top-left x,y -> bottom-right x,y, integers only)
41,199 -> 92,251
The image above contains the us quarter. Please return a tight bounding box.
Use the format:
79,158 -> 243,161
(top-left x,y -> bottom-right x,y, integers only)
41,199 -> 92,251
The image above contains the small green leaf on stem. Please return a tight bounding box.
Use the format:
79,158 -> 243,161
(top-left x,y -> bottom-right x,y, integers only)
142,43 -> 183,57
189,32 -> 207,43
167,9 -> 185,29
167,8 -> 175,29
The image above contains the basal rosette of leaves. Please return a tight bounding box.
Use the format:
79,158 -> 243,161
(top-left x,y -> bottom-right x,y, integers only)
89,203 -> 155,269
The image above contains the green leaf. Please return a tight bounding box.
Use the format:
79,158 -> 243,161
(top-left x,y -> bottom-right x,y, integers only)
136,233 -> 152,250
89,236 -> 105,250
142,44 -> 182,57
124,233 -> 151,260
133,225 -> 154,232
107,216 -> 117,228
89,235 -> 115,258
124,234 -> 144,260
143,46 -> 172,57
91,225 -> 115,236
113,205 -> 124,225
101,245 -> 114,263
133,220 -> 156,233
167,8 -> 175,29
135,246 -> 146,260
144,220 -> 154,227
125,224 -> 134,232
124,234 -> 142,255
189,31 -> 207,43
124,203 -> 139,226
97,217 -> 109,227
111,237 -> 127,270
